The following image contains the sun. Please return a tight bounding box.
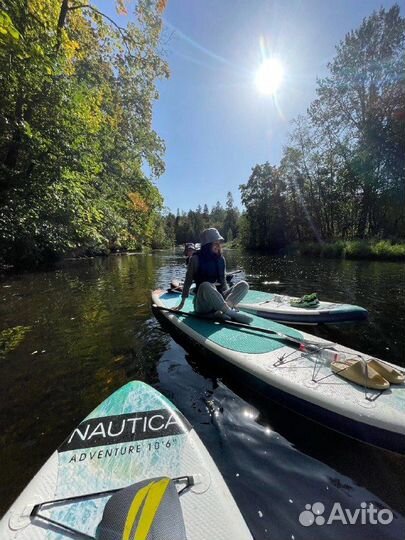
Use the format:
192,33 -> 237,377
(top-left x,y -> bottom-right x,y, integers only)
255,58 -> 284,95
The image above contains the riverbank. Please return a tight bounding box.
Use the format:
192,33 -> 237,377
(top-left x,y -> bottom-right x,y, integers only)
294,240 -> 405,261
0,248 -> 147,275
228,239 -> 405,262
2,239 -> 404,277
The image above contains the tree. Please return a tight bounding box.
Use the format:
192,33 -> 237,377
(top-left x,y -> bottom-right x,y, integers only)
308,5 -> 405,238
240,164 -> 287,251
223,191 -> 239,241
240,5 -> 405,250
210,201 -> 226,232
166,195 -> 243,246
202,203 -> 210,227
0,0 -> 169,266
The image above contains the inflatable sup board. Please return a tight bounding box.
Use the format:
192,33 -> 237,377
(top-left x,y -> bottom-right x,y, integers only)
169,281 -> 367,325
0,381 -> 252,540
238,290 -> 368,325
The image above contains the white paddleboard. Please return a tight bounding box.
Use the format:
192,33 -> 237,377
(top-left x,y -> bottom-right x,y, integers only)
0,381 -> 252,540
238,290 -> 368,325
169,281 -> 368,325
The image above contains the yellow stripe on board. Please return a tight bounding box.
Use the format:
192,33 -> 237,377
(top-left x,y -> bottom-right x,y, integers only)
122,483 -> 153,540
134,478 -> 171,540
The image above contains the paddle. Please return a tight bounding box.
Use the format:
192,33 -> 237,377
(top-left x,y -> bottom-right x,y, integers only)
153,305 -> 335,350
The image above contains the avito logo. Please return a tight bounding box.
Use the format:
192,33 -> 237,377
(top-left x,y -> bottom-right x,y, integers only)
298,502 -> 393,527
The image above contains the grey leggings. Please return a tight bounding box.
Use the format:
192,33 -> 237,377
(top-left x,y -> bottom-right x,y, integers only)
194,281 -> 249,314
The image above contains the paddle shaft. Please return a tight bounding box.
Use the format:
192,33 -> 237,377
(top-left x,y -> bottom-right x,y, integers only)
154,305 -> 334,349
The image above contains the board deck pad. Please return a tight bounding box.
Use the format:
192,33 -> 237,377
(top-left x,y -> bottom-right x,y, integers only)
160,292 -> 303,354
240,290 -> 276,304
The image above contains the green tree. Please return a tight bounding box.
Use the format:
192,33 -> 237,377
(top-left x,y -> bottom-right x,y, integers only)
210,201 -> 226,232
241,5 -> 405,250
308,5 -> 405,238
240,163 -> 287,251
202,203 -> 210,228
0,0 -> 169,267
223,191 -> 239,241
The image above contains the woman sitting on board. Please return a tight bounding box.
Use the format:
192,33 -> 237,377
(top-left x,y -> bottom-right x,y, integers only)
174,228 -> 253,324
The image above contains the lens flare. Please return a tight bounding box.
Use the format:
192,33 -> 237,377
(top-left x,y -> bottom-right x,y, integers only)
255,58 -> 284,95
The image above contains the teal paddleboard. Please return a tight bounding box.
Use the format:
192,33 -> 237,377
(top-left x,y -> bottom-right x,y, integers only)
0,381 -> 253,540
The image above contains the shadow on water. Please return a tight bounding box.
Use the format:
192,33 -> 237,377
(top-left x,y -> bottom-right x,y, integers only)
0,250 -> 404,540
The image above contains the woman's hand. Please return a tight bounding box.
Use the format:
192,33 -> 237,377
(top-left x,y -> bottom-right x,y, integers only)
172,300 -> 185,311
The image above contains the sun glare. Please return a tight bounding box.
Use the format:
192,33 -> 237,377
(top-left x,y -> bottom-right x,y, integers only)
255,58 -> 284,95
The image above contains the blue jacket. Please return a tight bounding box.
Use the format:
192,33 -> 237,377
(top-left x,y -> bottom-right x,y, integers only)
195,251 -> 225,290
181,251 -> 228,299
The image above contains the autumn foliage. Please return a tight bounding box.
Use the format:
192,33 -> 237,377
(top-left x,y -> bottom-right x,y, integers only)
0,0 -> 168,267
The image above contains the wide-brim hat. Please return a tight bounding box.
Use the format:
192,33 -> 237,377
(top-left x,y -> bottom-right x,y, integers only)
200,228 -> 224,246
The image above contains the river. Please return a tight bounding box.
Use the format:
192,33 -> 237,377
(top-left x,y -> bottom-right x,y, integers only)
0,250 -> 404,539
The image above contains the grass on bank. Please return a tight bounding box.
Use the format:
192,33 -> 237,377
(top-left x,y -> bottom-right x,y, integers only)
296,240 -> 405,261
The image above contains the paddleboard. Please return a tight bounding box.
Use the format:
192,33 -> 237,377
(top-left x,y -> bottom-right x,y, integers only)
152,289 -> 405,454
0,381 -> 252,540
169,281 -> 368,325
238,290 -> 368,325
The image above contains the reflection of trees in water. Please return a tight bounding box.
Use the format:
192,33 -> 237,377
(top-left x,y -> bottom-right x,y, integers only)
0,325 -> 31,359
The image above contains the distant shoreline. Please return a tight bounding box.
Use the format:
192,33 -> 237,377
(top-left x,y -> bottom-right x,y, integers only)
232,239 -> 405,262
2,239 -> 404,276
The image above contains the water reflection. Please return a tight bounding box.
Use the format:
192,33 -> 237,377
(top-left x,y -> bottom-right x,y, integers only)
0,251 -> 404,540
157,343 -> 405,539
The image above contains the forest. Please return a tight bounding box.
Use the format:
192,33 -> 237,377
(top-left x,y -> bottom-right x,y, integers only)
239,6 -> 404,255
1,3 -> 404,267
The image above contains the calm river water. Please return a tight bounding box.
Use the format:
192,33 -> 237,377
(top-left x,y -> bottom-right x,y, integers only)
0,250 -> 404,539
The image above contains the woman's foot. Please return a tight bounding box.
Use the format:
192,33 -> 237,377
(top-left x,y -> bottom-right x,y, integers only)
228,309 -> 253,324
213,310 -> 231,321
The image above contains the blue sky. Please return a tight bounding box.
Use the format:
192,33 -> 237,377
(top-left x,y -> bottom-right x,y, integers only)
96,0 -> 399,212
